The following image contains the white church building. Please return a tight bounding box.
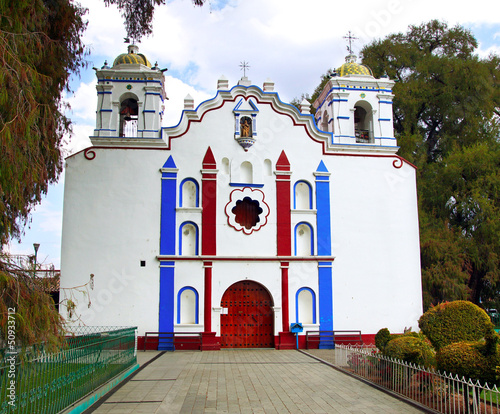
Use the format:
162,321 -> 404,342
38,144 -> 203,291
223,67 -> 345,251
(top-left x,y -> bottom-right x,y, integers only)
60,45 -> 423,350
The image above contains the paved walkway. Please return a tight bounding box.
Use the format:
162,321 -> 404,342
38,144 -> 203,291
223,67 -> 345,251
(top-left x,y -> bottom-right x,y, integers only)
88,350 -> 424,414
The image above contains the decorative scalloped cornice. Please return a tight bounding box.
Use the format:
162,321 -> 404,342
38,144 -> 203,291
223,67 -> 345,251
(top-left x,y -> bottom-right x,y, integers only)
161,84 -> 332,152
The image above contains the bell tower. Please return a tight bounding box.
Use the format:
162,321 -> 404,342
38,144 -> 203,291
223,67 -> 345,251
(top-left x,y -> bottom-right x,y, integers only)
313,36 -> 396,149
92,44 -> 166,142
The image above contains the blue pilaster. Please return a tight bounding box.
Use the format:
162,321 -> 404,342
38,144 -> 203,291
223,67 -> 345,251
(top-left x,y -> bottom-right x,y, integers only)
315,161 -> 331,256
158,156 -> 177,350
159,263 -> 175,350
315,161 -> 334,348
160,156 -> 177,255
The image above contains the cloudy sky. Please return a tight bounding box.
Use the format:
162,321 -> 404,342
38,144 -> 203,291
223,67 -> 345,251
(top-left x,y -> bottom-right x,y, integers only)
6,0 -> 500,268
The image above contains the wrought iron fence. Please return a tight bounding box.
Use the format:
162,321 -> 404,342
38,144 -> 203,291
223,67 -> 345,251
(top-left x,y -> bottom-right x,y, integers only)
306,345 -> 500,414
0,326 -> 137,414
489,314 -> 500,331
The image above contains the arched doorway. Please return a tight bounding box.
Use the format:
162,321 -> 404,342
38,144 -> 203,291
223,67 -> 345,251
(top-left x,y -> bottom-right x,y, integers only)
220,281 -> 274,348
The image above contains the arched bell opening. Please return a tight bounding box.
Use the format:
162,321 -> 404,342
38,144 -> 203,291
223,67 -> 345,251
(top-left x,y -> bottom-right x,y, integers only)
119,97 -> 139,137
354,101 -> 373,143
321,110 -> 329,132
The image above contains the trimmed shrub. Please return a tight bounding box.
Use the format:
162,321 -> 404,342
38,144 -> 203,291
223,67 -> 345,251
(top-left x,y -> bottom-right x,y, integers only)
418,301 -> 494,351
375,328 -> 391,352
436,341 -> 499,384
384,334 -> 435,367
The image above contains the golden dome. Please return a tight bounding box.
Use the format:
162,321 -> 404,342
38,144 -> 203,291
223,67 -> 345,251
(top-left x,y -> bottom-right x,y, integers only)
113,45 -> 152,68
337,54 -> 373,77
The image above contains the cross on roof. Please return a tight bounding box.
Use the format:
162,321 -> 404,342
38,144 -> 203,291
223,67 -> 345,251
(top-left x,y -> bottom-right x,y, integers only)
240,61 -> 250,77
343,31 -> 358,54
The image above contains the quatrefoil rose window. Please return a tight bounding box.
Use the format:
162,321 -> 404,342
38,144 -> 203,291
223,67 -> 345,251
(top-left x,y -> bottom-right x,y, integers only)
225,188 -> 270,235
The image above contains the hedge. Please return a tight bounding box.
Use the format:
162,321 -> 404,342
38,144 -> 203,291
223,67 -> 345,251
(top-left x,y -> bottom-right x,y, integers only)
418,301 -> 494,351
384,334 -> 435,367
436,341 -> 499,384
375,328 -> 391,352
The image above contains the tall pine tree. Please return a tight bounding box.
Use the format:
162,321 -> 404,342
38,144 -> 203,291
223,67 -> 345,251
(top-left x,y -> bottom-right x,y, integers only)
0,0 -> 87,348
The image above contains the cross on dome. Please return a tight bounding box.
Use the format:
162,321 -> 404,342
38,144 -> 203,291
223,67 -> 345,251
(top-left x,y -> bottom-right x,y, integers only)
343,31 -> 358,55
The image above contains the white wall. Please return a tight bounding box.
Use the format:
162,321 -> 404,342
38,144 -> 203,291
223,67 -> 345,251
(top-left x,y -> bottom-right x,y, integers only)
60,83 -> 422,338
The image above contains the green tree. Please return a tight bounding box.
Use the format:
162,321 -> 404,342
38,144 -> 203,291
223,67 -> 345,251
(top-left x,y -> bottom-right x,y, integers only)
1,0 -> 87,347
359,21 -> 500,308
0,0 -> 87,246
361,20 -> 499,164
0,254 -> 66,351
0,0 -> 206,246
0,0 -> 207,349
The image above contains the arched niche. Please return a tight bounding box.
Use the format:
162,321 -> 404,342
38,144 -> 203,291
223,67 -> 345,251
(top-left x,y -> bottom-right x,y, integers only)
296,287 -> 316,324
295,222 -> 314,256
240,161 -> 253,184
240,116 -> 253,137
294,181 -> 313,210
180,178 -> 199,208
221,157 -> 230,175
177,287 -> 199,324
179,222 -> 198,255
264,159 -> 272,176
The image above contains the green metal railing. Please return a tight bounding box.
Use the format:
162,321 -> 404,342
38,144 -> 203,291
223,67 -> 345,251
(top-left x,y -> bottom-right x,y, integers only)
0,326 -> 137,414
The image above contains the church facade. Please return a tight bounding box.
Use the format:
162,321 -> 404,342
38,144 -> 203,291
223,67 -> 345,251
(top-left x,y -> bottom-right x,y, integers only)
60,45 -> 423,350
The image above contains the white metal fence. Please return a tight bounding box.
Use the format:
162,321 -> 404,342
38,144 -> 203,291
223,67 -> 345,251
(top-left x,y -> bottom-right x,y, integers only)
307,345 -> 500,414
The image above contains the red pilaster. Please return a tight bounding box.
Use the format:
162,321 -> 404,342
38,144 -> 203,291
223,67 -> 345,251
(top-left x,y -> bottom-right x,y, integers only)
276,150 -> 291,256
275,151 -> 295,349
281,262 -> 290,332
202,147 -> 217,255
203,261 -> 213,332
201,148 -> 220,350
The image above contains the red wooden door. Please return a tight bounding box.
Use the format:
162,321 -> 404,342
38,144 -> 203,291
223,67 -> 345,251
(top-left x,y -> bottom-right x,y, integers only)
220,281 -> 274,348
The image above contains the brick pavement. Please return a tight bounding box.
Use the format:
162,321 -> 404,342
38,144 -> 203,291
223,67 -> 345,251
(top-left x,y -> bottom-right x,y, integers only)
87,350 -> 424,414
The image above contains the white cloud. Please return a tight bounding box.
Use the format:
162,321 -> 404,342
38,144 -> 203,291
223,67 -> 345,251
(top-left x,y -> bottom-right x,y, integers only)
163,76 -> 212,126
65,79 -> 97,122
64,123 -> 93,156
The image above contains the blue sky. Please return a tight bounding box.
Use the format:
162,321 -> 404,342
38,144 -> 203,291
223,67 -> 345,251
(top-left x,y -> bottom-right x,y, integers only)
5,0 -> 500,268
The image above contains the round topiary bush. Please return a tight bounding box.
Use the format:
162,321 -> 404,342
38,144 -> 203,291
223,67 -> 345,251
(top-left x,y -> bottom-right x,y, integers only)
375,328 -> 391,352
436,341 -> 499,384
418,301 -> 494,351
384,334 -> 435,367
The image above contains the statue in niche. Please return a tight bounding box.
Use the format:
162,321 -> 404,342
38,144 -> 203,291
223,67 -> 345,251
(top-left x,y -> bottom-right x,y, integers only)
240,116 -> 252,137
